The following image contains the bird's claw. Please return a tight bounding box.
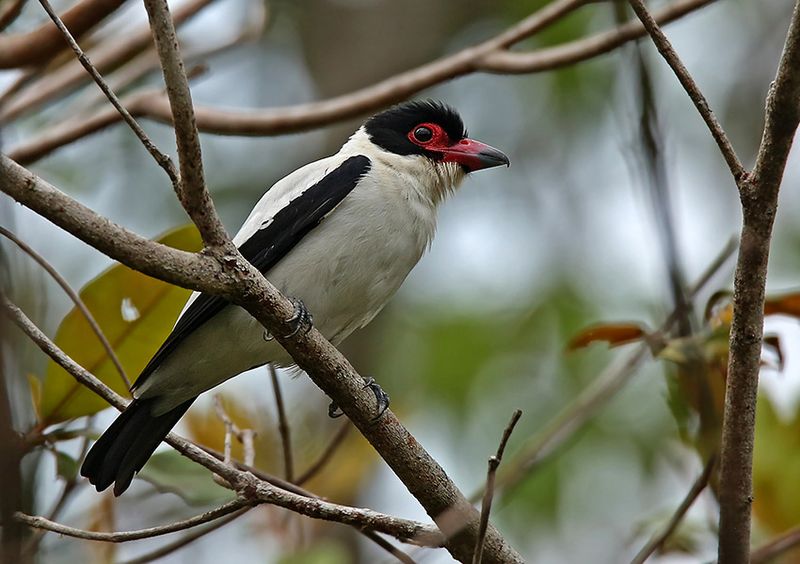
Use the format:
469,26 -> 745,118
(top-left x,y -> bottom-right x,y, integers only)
328,401 -> 344,419
327,376 -> 390,421
262,298 -> 313,342
283,297 -> 313,338
363,377 -> 390,421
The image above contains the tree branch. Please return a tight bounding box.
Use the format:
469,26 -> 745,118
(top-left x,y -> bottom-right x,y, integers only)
1,0 -> 218,123
295,421 -> 350,486
15,499 -> 250,542
37,0 -> 180,189
751,523 -> 800,564
0,0 -> 126,68
473,410 -> 522,564
0,225 -> 130,388
0,0 -> 26,32
7,0 -> 716,165
626,0 -> 746,182
717,2 -> 800,561
630,454 -> 716,564
142,0 -> 228,249
118,509 -> 249,564
268,364 -> 294,482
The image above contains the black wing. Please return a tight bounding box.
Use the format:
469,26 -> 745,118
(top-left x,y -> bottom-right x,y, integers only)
132,155 -> 371,390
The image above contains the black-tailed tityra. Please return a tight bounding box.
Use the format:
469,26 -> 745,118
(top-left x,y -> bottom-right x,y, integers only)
80,100 -> 509,495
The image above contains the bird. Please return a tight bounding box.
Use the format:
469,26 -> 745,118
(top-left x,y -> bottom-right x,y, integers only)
80,99 -> 510,495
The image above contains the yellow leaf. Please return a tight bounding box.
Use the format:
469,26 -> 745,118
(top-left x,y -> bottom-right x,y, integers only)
566,322 -> 648,351
27,373 -> 41,420
753,396 -> 800,534
41,225 -> 201,426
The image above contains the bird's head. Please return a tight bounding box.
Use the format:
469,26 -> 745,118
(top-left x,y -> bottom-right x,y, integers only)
356,100 -> 509,202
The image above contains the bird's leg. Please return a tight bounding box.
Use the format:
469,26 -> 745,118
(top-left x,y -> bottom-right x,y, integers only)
283,297 -> 314,338
327,375 -> 390,421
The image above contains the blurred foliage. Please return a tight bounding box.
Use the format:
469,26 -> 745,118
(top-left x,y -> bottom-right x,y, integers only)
276,542 -> 351,564
37,225 -> 201,426
138,450 -> 235,505
571,290 -> 800,536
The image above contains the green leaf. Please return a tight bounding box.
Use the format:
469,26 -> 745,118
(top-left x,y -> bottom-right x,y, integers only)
41,225 -> 202,425
54,450 -> 79,481
137,450 -> 235,505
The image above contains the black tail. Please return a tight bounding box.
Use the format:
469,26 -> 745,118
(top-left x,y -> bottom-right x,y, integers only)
81,397 -> 193,496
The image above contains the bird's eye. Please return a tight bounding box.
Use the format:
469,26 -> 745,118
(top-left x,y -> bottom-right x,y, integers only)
413,126 -> 433,143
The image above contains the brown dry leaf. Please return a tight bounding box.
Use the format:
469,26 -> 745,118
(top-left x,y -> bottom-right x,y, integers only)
566,322 -> 648,351
764,292 -> 800,318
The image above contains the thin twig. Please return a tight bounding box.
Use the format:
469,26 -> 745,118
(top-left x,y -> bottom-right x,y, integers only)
15,498 -> 250,542
363,530 -> 416,564
268,364 -> 294,481
0,225 -> 130,388
473,410 -> 522,564
627,0 -> 746,182
295,421 -> 351,486
751,523 -> 800,564
630,454 -> 717,564
212,395 -> 256,488
118,508 -> 251,564
142,0 -> 228,248
37,0 -> 180,189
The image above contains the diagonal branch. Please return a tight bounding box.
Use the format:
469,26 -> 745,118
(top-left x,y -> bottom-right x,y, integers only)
473,410 -> 522,564
0,225 -> 130,388
118,509 -> 249,564
751,523 -> 800,564
36,0 -> 180,212
142,0 -> 228,248
630,454 -> 717,564
268,364 -> 294,482
0,0 -> 126,68
627,0 -> 746,182
0,0 -> 26,32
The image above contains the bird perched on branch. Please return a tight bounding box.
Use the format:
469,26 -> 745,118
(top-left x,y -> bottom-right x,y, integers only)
81,100 -> 510,495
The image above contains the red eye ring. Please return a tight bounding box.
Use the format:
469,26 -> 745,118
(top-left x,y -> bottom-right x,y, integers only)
408,122 -> 448,147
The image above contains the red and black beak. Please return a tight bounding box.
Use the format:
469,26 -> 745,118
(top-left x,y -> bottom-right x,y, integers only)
441,138 -> 510,172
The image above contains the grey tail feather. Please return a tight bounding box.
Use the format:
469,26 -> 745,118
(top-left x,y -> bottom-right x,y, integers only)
81,397 -> 194,496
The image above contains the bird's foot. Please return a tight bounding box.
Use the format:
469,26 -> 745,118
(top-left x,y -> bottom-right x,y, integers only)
283,297 -> 314,338
327,376 -> 390,421
265,298 -> 314,341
